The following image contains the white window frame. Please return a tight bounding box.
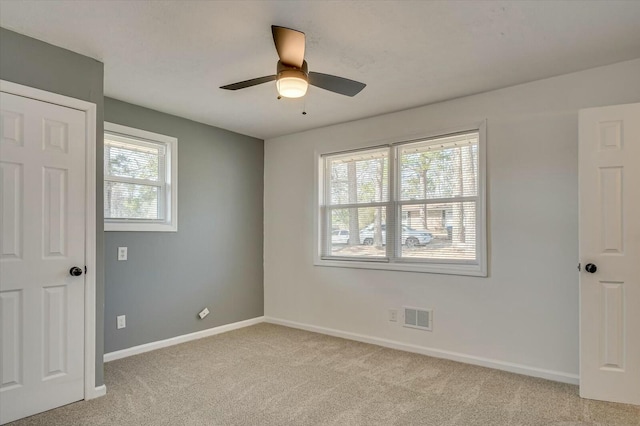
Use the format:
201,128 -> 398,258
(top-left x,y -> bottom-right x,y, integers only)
104,122 -> 178,232
314,122 -> 486,276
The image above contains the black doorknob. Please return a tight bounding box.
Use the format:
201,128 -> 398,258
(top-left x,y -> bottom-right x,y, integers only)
69,267 -> 83,277
585,263 -> 597,273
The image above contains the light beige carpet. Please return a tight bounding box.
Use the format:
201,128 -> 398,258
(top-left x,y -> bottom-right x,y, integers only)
11,323 -> 640,426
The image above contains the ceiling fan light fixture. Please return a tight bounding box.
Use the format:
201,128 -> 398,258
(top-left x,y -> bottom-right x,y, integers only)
219,27 -> 366,98
276,69 -> 308,98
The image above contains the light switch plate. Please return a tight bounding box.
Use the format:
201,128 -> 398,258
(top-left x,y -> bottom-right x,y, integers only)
117,315 -> 126,329
389,309 -> 398,322
118,247 -> 128,261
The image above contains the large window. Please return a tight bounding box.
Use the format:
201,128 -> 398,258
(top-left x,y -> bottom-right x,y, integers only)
104,123 -> 177,232
317,125 -> 486,276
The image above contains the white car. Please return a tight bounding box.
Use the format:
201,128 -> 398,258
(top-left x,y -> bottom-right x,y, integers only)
359,224 -> 432,247
331,229 -> 350,244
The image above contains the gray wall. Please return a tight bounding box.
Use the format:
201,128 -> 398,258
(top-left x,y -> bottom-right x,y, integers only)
104,98 -> 264,353
0,28 -> 106,386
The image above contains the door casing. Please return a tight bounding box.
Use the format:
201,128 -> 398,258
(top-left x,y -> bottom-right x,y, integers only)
0,79 -> 102,400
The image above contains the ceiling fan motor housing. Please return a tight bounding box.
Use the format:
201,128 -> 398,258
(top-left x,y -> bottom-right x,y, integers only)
277,60 -> 308,80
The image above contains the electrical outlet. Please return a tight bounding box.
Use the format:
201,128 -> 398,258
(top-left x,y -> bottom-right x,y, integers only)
198,307 -> 210,319
118,247 -> 128,261
389,309 -> 398,322
117,315 -> 126,329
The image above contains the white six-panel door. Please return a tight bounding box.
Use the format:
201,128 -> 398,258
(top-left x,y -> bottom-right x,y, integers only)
0,92 -> 86,424
579,103 -> 640,405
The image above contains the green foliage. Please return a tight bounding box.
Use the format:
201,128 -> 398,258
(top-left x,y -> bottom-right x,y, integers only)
328,145 -> 476,234
105,145 -> 162,219
401,149 -> 454,200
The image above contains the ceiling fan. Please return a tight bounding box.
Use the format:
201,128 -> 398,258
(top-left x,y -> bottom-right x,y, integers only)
220,26 -> 366,99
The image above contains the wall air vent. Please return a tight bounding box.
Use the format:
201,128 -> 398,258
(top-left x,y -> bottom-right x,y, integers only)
403,307 -> 433,331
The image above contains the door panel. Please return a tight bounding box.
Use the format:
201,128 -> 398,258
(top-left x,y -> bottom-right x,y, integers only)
43,285 -> 68,379
0,162 -> 22,259
598,167 -> 623,253
579,102 -> 640,405
0,92 -> 86,424
43,167 -> 68,257
0,290 -> 22,390
599,282 -> 624,370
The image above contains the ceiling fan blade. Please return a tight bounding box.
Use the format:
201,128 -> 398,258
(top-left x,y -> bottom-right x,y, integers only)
220,75 -> 276,90
308,72 -> 366,97
272,26 -> 305,68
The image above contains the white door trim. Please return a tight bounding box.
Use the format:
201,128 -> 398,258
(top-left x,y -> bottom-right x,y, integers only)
0,80 -> 103,400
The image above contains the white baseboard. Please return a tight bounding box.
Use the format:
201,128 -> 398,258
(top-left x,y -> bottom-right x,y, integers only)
104,316 -> 265,362
264,316 -> 579,385
85,384 -> 107,400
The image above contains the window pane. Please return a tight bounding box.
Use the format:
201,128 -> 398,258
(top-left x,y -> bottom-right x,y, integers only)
400,202 -> 476,260
400,133 -> 478,201
105,136 -> 164,181
324,206 -> 388,258
104,181 -> 161,220
326,148 -> 388,205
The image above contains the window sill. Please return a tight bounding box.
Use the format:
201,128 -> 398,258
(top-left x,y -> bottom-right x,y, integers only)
105,222 -> 177,232
314,258 -> 487,277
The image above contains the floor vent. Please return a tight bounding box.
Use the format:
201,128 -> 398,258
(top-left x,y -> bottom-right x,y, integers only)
403,307 -> 432,331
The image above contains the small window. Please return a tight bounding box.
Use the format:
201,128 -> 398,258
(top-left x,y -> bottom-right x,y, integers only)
104,123 -> 177,232
317,123 -> 486,276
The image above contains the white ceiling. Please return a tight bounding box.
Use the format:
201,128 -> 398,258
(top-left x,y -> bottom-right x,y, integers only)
1,1 -> 640,140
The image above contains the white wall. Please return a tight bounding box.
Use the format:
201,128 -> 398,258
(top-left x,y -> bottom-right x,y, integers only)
264,59 -> 640,381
